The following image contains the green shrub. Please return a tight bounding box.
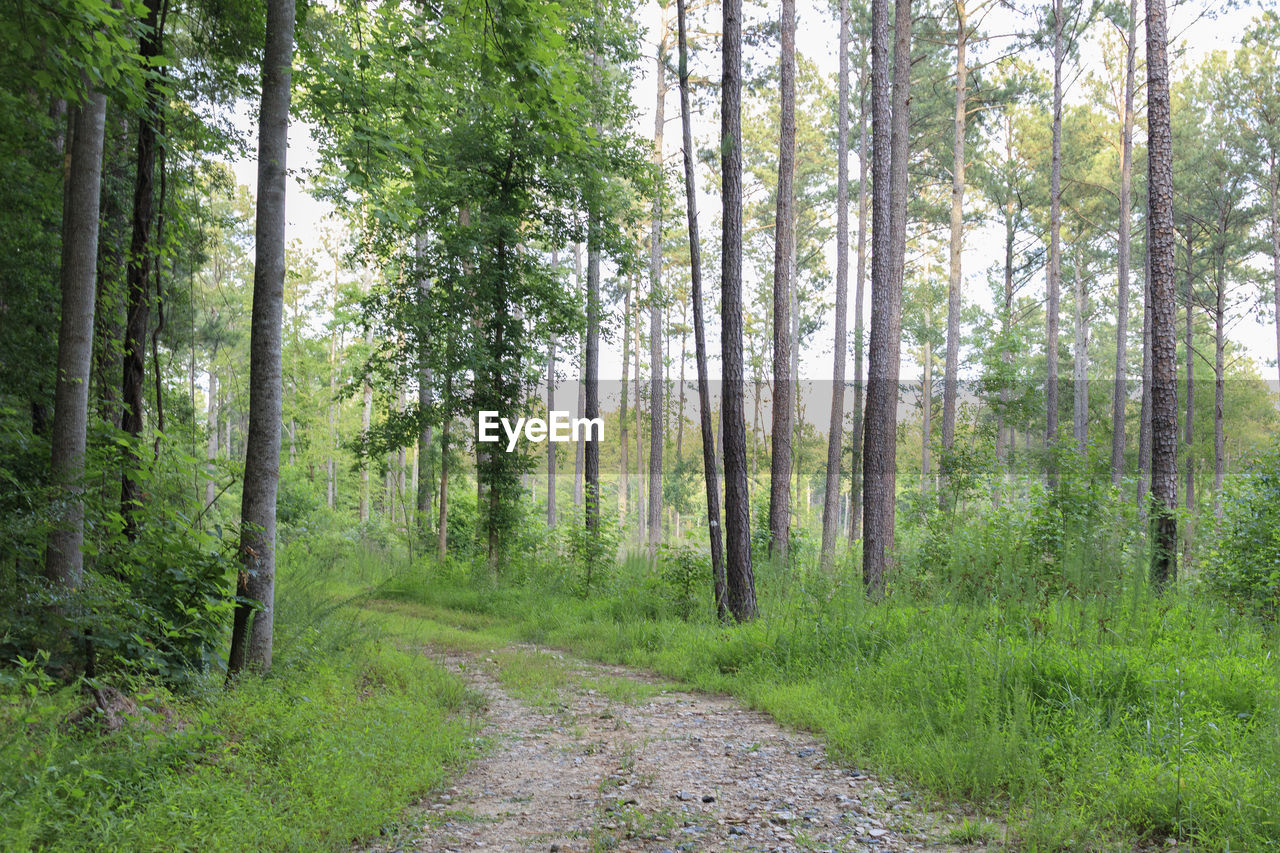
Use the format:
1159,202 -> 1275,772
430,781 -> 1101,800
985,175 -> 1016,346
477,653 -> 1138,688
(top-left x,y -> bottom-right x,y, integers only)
1205,437 -> 1280,616
0,557 -> 478,853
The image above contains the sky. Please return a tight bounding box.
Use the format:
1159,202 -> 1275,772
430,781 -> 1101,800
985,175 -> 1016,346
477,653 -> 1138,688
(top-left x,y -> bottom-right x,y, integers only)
227,0 -> 1277,402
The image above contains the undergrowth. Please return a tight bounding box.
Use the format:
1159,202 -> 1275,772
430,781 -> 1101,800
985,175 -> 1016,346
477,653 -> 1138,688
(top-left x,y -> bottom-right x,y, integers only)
362,545 -> 1279,851
0,552 -> 480,852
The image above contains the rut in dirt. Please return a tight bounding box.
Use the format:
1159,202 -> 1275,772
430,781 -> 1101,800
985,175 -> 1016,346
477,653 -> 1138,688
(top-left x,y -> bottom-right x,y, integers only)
360,643 -> 974,853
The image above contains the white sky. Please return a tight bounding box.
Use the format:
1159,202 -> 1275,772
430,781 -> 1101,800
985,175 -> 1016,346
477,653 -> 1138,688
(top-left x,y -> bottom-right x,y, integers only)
229,0 -> 1277,398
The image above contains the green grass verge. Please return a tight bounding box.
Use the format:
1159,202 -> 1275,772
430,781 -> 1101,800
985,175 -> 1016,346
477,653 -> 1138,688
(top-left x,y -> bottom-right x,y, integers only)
0,562 -> 481,852
367,557 -> 1280,852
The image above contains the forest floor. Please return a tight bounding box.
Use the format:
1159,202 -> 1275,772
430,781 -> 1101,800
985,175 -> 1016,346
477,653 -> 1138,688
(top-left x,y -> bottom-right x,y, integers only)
358,638 -> 983,853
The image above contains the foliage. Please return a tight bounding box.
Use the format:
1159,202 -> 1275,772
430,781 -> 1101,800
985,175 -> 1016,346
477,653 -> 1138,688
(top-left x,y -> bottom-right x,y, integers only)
1204,437 -> 1280,616
0,559 -> 477,852
0,427 -> 237,682
653,542 -> 708,619
378,545 -> 1280,851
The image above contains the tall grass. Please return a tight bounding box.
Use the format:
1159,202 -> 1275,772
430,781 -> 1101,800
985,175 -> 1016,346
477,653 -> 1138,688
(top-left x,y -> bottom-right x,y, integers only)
0,543 -> 479,852
367,503 -> 1280,850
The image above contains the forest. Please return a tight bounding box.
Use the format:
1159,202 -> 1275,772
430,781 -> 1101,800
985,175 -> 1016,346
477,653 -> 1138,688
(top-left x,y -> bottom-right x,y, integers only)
2,0 -> 1279,848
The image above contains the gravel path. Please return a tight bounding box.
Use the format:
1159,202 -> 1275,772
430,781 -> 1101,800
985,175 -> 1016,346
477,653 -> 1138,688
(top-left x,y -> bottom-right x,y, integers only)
364,644 -> 972,852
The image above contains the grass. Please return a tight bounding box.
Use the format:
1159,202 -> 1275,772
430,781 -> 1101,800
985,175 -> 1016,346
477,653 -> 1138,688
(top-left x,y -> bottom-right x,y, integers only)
6,508 -> 1277,851
360,547 -> 1280,851
0,553 -> 482,852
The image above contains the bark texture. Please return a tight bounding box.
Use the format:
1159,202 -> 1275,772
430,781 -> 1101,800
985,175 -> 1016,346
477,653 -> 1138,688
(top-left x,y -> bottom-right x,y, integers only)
821,0 -> 851,567
648,4 -> 670,554
849,64 -> 869,544
863,0 -> 910,596
1046,0 -> 1064,472
768,0 -> 797,563
721,0 -> 758,621
941,0 -> 967,478
1072,250 -> 1088,451
574,244 -> 586,507
417,234 -> 434,537
45,89 -> 109,589
1111,0 -> 1138,485
547,265 -> 558,529
1146,0 -> 1178,588
227,0 -> 296,675
585,240 -> 601,533
678,0 -> 727,619
121,0 -> 165,534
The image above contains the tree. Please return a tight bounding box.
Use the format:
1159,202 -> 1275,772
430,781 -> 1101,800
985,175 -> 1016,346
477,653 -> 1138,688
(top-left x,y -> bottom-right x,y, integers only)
767,0 -> 797,563
647,0 -> 671,556
416,234 -> 435,537
585,236 -> 602,534
45,88 -> 109,589
821,0 -> 851,567
677,0 -> 726,619
1146,0 -> 1177,588
1071,246 -> 1088,450
227,0 -> 297,675
1111,0 -> 1138,485
862,0 -> 911,596
1046,0 -> 1064,475
849,48 -> 870,544
546,250 -> 559,529
721,0 -> 758,621
120,0 -> 166,536
940,0 -> 969,489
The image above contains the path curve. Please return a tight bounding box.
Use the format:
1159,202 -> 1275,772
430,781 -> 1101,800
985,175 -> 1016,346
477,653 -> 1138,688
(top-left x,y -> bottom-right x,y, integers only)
363,644 -> 967,852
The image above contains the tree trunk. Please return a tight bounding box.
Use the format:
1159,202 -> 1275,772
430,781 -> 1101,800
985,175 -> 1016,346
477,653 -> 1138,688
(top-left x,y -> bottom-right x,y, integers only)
1183,235 -> 1194,545
766,0 -> 796,563
1046,0 -> 1064,478
205,366 -> 219,508
360,342 -> 372,523
941,0 -> 967,481
417,385 -> 433,534
574,243 -> 586,507
619,271 -> 631,523
862,0 -> 911,597
821,0 -> 851,568
1111,0 -> 1138,485
849,58 -> 869,545
648,7 -> 669,555
752,372 -> 761,481
922,334 -> 932,480
790,236 -> 801,517
45,89 -> 108,589
437,375 -> 451,560
415,233 -> 434,536
1213,256 -> 1225,521
327,255 -> 338,510
676,296 -> 688,462
1271,157 -> 1279,396
547,265 -> 558,530
721,0 -> 758,621
585,236 -> 601,534
1138,235 -> 1153,509
1072,249 -> 1088,451
227,0 -> 296,676
678,0 -> 726,618
1146,0 -> 1178,588
121,0 -> 165,535
635,269 -> 645,539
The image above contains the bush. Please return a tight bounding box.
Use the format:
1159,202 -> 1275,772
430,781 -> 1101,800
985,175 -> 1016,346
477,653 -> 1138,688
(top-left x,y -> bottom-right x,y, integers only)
653,542 -> 708,620
0,455 -> 238,683
1205,437 -> 1280,616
